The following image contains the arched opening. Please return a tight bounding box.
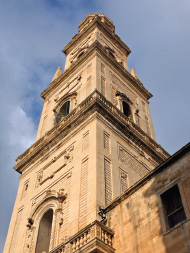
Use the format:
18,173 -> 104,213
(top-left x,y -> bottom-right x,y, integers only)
35,209 -> 53,253
60,101 -> 70,117
122,101 -> 130,118
109,51 -> 115,59
77,51 -> 85,59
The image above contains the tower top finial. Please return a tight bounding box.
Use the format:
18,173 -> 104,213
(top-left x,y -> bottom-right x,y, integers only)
78,13 -> 115,33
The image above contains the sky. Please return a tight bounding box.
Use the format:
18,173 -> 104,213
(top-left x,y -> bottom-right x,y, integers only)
0,0 -> 190,251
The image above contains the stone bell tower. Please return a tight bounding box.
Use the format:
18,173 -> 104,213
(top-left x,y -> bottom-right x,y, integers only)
4,13 -> 169,253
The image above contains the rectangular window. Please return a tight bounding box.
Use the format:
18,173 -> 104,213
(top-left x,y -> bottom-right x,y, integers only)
101,76 -> 106,97
79,158 -> 88,223
161,185 -> 186,229
104,157 -> 112,205
82,131 -> 89,151
21,180 -> 29,199
104,131 -> 110,152
120,168 -> 128,193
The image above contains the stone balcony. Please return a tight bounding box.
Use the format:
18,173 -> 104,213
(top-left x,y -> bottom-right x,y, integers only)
50,220 -> 115,253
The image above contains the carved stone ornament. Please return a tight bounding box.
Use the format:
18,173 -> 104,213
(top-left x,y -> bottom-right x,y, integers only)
35,170 -> 43,187
26,218 -> 34,230
27,189 -> 67,230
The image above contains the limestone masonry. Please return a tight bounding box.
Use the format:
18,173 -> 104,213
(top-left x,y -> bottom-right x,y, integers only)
4,13 -> 190,253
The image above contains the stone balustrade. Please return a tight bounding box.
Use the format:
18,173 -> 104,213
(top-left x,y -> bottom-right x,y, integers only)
50,220 -> 114,253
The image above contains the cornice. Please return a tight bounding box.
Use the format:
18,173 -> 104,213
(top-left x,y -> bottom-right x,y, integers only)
41,41 -> 152,100
15,90 -> 169,174
94,43 -> 152,99
62,16 -> 131,56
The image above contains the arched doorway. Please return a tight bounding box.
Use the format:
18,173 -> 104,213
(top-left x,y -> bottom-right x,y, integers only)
35,209 -> 53,253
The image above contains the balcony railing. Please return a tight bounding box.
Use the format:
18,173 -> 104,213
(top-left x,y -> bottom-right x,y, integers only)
50,220 -> 115,253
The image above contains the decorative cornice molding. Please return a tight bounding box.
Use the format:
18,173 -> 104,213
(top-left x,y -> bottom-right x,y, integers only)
15,90 -> 169,174
62,15 -> 131,56
41,41 -> 152,100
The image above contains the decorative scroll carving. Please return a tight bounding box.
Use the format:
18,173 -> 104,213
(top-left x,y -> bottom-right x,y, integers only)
35,144 -> 74,188
25,189 -> 68,252
35,170 -> 43,187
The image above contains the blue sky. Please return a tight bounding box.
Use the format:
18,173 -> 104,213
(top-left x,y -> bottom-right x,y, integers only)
1,0 -> 190,251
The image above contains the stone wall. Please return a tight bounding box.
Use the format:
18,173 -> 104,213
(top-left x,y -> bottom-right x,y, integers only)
106,149 -> 190,253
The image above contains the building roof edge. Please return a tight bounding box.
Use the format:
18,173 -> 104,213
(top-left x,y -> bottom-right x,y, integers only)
104,142 -> 190,213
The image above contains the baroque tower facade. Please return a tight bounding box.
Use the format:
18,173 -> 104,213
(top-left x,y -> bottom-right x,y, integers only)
4,13 -> 170,253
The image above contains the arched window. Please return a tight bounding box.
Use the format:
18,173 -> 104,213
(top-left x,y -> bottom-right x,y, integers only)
60,101 -> 70,117
122,101 -> 131,118
35,209 -> 53,253
77,51 -> 85,59
109,51 -> 115,59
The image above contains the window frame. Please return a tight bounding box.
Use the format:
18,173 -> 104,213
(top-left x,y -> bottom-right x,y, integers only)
122,100 -> 132,120
157,179 -> 188,234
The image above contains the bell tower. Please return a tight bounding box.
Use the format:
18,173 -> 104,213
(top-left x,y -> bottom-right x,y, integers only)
4,13 -> 169,253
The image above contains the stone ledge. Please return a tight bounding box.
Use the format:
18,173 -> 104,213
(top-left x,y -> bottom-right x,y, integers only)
15,90 -> 169,173
50,220 -> 115,253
